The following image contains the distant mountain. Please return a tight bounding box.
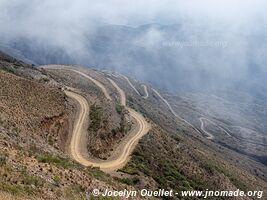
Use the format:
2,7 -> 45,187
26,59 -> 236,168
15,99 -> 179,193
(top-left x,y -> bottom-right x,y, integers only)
0,44 -> 35,64
3,23 -> 267,98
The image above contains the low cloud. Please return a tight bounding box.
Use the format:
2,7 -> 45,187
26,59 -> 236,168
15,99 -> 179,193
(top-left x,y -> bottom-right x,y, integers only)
0,0 -> 266,96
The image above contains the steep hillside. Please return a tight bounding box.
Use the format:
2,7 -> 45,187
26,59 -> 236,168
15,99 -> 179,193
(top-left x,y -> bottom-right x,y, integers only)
0,53 -> 134,199
43,66 -> 133,160
1,52 -> 266,199
166,92 -> 267,165
109,73 -> 267,198
46,65 -> 267,198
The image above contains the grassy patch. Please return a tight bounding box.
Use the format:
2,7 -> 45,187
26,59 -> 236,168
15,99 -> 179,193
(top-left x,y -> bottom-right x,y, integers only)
36,153 -> 75,169
120,140 -> 211,194
115,103 -> 123,114
111,127 -> 121,137
89,104 -> 103,132
87,167 -> 111,182
127,96 -> 135,110
118,165 -> 139,175
127,96 -> 134,103
48,135 -> 54,146
1,66 -> 15,74
29,143 -> 41,157
0,182 -> 35,196
0,152 -> 8,166
63,185 -> 86,200
205,161 -> 248,191
53,175 -> 61,186
20,167 -> 44,188
117,177 -> 140,185
0,166 -> 43,196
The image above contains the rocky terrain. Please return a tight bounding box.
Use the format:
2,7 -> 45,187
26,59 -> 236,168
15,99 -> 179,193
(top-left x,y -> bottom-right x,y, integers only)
44,66 -> 133,159
112,74 -> 267,197
0,51 -> 267,199
166,92 -> 267,165
0,52 -> 135,199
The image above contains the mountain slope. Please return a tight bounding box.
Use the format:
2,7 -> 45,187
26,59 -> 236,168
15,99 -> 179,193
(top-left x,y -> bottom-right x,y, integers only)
0,53 -> 135,199
1,52 -> 266,199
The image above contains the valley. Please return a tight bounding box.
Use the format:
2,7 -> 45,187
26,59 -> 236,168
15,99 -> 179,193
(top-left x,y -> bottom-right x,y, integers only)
1,1 -> 267,199
0,52 -> 267,199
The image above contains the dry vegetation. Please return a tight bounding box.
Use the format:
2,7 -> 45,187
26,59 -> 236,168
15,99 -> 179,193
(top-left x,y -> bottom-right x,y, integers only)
115,75 -> 267,199
0,54 -> 133,199
46,67 -> 132,159
1,52 -> 266,199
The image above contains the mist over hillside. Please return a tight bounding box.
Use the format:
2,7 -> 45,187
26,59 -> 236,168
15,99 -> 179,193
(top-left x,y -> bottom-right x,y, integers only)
2,23 -> 267,98
1,1 -> 267,199
1,0 -> 267,97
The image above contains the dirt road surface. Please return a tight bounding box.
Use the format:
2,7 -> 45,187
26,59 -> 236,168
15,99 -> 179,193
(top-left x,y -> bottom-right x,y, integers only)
42,65 -> 111,100
45,65 -> 151,171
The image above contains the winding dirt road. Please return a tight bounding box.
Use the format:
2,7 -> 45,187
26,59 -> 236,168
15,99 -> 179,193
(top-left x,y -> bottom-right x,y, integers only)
199,117 -> 215,140
152,87 -> 232,139
67,89 -> 150,170
199,117 -> 232,139
42,65 -> 111,100
107,78 -> 126,106
120,74 -> 149,99
120,77 -> 203,136
151,88 -> 201,134
121,77 -> 220,140
44,65 -> 150,171
120,75 -> 141,96
141,84 -> 149,99
95,70 -> 233,141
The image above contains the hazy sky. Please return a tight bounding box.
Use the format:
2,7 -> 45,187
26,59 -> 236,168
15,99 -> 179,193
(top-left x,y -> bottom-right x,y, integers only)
1,0 -> 266,49
1,0 -> 267,30
1,0 -> 267,95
